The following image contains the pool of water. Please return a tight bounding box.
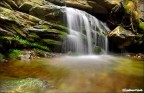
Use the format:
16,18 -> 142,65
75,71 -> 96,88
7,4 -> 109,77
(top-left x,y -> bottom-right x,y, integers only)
0,55 -> 144,93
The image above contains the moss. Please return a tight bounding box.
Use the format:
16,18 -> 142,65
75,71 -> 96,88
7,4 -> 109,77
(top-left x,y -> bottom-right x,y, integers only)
42,39 -> 61,45
52,29 -> 67,39
94,46 -> 102,54
14,36 -> 49,50
29,33 -> 40,39
0,36 -> 49,51
58,32 -> 67,39
139,21 -> 144,30
8,49 -> 24,59
124,1 -> 134,13
12,24 -> 26,37
58,25 -> 68,30
42,25 -> 50,30
0,53 -> 4,60
124,0 -> 138,16
133,11 -> 139,19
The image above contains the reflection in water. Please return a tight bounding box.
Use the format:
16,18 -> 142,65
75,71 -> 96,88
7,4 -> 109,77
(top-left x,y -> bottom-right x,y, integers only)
0,55 -> 144,93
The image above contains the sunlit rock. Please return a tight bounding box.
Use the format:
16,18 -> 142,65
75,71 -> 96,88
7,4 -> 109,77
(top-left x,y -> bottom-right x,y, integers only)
108,26 -> 136,52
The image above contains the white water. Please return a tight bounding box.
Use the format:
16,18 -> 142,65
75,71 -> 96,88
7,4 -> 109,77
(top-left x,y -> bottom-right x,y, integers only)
62,7 -> 110,54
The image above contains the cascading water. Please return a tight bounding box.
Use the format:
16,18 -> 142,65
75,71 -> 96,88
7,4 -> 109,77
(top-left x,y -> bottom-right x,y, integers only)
62,7 -> 110,54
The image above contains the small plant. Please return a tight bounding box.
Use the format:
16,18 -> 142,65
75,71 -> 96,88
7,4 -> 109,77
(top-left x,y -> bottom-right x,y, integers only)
94,46 -> 102,54
9,49 -> 23,59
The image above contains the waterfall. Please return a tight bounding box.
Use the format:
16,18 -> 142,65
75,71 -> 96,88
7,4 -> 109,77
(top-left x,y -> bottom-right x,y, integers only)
62,7 -> 110,54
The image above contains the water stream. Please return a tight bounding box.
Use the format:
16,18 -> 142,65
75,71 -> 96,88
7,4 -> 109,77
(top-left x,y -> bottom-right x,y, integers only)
62,7 -> 110,54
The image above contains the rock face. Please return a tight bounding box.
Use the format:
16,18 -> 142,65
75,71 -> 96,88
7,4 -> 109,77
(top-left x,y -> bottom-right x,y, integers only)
0,5 -> 67,55
47,0 -> 117,14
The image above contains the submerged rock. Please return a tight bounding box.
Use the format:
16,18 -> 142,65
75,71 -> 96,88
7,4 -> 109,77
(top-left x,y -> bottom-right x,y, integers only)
0,78 -> 53,93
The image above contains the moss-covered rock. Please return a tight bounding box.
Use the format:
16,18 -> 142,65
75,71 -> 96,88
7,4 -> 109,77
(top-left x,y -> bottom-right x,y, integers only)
0,5 -> 67,56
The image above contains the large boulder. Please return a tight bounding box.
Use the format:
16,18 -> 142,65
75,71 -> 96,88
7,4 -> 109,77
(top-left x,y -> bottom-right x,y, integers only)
108,26 -> 136,52
109,26 -> 144,53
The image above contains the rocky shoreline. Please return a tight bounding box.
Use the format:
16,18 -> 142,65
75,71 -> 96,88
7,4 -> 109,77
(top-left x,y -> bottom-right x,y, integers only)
126,53 -> 144,61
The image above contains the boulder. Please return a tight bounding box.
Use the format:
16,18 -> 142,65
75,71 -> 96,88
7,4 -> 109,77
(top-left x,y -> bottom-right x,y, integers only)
108,26 -> 136,52
109,26 -> 135,39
